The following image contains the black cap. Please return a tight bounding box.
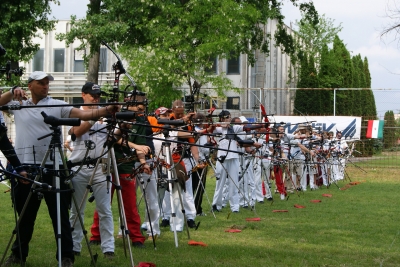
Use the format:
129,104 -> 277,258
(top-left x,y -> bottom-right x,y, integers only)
82,82 -> 101,95
218,110 -> 231,118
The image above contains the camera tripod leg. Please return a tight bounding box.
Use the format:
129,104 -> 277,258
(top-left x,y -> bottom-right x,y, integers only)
109,148 -> 135,266
0,158 -> 46,266
260,159 -> 273,201
136,167 -> 158,250
175,179 -> 191,240
161,142 -> 193,247
193,165 -> 215,219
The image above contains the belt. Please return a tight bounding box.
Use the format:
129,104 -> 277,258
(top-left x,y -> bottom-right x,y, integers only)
67,159 -> 99,168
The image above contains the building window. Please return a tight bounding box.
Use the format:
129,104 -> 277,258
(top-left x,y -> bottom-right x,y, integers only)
227,53 -> 240,75
32,49 -> 44,71
54,48 -> 65,72
226,96 -> 240,109
205,57 -> 217,74
74,49 -> 85,73
99,48 -> 108,72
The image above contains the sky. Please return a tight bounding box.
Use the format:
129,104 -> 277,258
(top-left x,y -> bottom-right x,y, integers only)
49,0 -> 400,117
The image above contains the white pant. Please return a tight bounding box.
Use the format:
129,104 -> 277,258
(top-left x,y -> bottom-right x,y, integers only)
182,158 -> 197,220
161,165 -> 186,232
260,158 -> 272,199
239,156 -> 255,207
70,166 -> 114,253
161,184 -> 185,231
212,158 -> 240,212
331,158 -> 346,181
135,162 -> 160,236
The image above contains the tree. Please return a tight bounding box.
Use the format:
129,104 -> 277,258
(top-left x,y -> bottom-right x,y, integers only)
293,13 -> 342,116
294,53 -> 321,115
331,35 -> 353,115
383,110 -> 396,149
86,0 -> 101,84
363,57 -> 371,88
57,0 -> 318,107
294,14 -> 342,66
0,0 -> 58,85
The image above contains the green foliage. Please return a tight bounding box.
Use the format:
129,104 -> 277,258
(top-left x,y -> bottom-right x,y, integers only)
294,14 -> 342,66
383,110 -> 396,149
294,54 -> 323,115
293,21 -> 377,157
363,57 -> 371,88
294,32 -> 376,119
0,0 -> 58,86
57,0 -> 318,99
372,138 -> 383,154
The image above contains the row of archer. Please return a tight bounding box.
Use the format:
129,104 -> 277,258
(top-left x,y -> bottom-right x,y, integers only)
221,121 -> 354,204
0,73 -> 354,266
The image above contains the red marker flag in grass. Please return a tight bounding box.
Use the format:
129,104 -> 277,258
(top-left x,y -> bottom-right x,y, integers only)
322,194 -> 332,197
294,204 -> 306,209
136,263 -> 156,267
310,199 -> 322,203
366,120 -> 384,139
225,229 -> 242,233
188,240 -> 208,246
246,217 -> 261,221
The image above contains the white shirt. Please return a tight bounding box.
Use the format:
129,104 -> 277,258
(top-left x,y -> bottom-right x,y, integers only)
212,125 -> 244,160
9,97 -> 73,164
153,131 -> 179,160
69,114 -> 108,163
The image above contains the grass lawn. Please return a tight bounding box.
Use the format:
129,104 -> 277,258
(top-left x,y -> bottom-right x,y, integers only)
0,164 -> 399,267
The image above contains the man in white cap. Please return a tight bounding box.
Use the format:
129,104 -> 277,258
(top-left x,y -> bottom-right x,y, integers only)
0,71 -> 118,267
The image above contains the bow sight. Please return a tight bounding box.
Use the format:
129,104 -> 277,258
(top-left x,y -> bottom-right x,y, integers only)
0,43 -> 24,81
101,40 -> 150,116
183,90 -> 208,112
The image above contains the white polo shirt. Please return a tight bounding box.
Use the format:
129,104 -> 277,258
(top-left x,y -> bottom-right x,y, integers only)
8,97 -> 73,164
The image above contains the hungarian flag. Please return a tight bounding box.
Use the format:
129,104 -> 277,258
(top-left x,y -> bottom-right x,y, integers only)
366,120 -> 384,139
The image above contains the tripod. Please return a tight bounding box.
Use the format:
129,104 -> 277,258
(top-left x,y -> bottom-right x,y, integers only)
157,127 -> 192,247
135,159 -> 159,249
193,155 -> 216,218
238,152 -> 256,208
0,113 -> 96,267
69,125 -> 136,266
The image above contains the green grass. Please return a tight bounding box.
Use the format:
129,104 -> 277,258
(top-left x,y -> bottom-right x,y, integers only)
1,165 -> 400,267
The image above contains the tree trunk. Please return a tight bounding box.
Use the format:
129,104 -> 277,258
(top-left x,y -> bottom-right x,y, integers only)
86,0 -> 102,83
87,49 -> 100,83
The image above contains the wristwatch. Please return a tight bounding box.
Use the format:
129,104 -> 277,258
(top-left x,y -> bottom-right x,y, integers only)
10,86 -> 18,94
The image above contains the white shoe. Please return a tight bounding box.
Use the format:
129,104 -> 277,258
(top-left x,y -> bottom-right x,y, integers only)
280,194 -> 286,200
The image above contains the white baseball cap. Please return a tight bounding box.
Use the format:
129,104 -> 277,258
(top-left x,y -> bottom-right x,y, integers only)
239,116 -> 248,123
28,71 -> 54,83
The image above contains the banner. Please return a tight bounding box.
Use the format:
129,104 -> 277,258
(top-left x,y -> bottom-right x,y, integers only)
268,116 -> 362,140
366,120 -> 384,139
